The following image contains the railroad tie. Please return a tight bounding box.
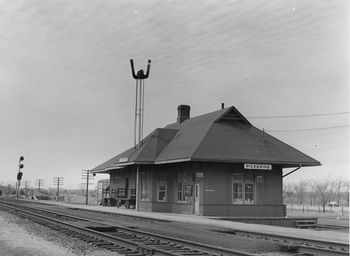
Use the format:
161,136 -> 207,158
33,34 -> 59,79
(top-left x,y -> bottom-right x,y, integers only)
279,243 -> 299,253
142,241 -> 162,245
124,253 -> 144,256
169,248 -> 192,252
115,249 -> 137,254
181,251 -> 207,255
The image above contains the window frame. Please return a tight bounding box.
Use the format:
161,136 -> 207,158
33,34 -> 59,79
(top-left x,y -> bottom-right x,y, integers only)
243,182 -> 255,205
157,180 -> 167,202
176,173 -> 188,203
232,182 -> 243,204
232,173 -> 255,205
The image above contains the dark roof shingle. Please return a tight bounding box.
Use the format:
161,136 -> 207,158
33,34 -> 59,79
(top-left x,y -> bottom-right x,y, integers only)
92,106 -> 320,172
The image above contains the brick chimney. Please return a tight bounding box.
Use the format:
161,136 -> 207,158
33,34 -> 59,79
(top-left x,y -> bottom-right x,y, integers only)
177,105 -> 190,124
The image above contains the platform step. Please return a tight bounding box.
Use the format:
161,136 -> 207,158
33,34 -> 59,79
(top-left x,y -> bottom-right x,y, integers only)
294,220 -> 317,229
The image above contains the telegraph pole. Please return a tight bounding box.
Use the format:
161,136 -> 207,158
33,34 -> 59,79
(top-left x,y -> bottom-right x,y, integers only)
81,170 -> 95,205
53,177 -> 64,202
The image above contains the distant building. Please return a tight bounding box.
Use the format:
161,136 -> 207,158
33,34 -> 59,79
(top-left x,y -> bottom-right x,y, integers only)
92,105 -> 320,216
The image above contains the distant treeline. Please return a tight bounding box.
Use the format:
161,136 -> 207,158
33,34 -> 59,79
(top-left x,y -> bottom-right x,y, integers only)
283,178 -> 349,212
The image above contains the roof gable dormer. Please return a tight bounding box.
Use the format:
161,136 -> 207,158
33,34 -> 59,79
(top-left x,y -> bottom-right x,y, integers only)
215,106 -> 252,126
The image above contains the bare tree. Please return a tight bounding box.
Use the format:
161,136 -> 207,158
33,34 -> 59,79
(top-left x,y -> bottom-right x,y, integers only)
283,182 -> 294,204
306,180 -> 317,206
284,177 -> 349,211
344,180 -> 349,207
315,180 -> 337,213
333,179 -> 343,205
294,180 -> 308,205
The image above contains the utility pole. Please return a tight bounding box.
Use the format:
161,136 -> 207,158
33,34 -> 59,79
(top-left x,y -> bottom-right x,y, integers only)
53,177 -> 64,202
130,59 -> 151,212
81,170 -> 95,205
24,180 -> 30,199
16,156 -> 24,199
35,179 -> 44,192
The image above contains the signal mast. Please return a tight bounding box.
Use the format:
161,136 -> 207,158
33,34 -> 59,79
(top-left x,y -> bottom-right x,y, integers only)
130,59 -> 151,148
130,59 -> 151,211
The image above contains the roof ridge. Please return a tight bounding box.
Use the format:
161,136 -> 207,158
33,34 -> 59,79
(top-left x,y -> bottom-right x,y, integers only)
165,107 -> 228,129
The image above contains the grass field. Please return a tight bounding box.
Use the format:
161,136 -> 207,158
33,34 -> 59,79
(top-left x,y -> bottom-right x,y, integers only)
286,204 -> 349,227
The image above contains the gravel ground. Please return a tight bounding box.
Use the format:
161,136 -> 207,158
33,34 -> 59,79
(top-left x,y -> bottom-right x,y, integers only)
0,208 -> 291,256
0,211 -> 118,256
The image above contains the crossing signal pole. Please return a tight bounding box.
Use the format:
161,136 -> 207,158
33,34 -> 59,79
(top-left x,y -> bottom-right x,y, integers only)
53,177 -> 64,202
16,156 -> 24,199
81,170 -> 95,205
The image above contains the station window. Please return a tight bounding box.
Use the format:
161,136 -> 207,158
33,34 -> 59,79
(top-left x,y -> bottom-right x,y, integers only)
157,174 -> 167,202
232,173 -> 255,205
244,183 -> 254,204
176,173 -> 188,202
232,174 -> 243,204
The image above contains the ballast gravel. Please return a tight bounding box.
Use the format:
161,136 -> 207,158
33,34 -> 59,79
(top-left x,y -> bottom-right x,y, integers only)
0,209 -> 292,256
0,211 -> 118,256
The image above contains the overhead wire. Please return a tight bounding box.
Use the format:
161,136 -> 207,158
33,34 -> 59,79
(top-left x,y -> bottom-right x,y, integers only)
247,111 -> 349,119
266,125 -> 349,133
245,111 -> 349,133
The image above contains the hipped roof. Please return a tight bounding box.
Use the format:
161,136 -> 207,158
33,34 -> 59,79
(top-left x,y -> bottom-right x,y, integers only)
92,128 -> 178,172
92,106 -> 320,173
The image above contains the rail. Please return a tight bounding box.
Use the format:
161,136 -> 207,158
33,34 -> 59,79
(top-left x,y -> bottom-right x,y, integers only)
0,200 -> 255,256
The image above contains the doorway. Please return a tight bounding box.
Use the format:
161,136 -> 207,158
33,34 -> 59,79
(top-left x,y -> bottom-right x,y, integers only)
194,183 -> 200,215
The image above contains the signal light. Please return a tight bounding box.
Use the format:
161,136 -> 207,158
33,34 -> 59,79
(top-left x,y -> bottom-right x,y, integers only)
17,171 -> 23,181
17,156 -> 24,182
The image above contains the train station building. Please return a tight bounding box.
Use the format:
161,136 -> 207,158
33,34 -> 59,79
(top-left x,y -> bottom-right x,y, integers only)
92,105 -> 320,217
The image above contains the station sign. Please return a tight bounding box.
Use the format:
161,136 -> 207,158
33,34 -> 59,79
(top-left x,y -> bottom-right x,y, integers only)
244,163 -> 272,170
196,172 -> 204,178
119,157 -> 128,163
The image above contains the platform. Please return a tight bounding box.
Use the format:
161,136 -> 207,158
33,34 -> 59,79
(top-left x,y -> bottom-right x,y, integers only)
28,200 -> 349,245
214,216 -> 318,228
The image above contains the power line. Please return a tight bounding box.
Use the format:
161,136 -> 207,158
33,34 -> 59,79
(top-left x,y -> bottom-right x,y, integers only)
266,125 -> 349,132
248,112 -> 349,119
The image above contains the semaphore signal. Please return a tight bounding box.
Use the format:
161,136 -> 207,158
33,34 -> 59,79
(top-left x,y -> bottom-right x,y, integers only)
130,59 -> 151,149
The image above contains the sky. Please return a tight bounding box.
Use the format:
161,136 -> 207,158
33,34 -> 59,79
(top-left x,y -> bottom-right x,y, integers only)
0,0 -> 348,189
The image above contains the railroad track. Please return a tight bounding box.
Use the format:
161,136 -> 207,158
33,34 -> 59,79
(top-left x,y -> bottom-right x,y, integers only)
0,200 -> 255,256
215,227 -> 349,256
0,199 -> 348,256
55,202 -> 350,256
